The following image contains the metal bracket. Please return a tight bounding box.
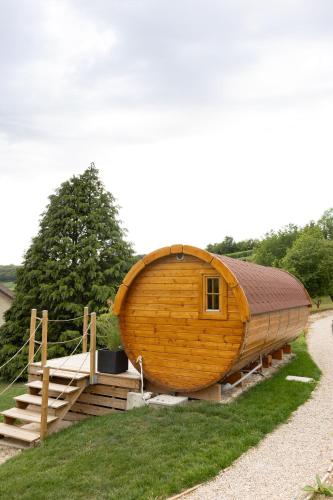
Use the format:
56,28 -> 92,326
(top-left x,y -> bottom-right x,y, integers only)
229,359 -> 263,389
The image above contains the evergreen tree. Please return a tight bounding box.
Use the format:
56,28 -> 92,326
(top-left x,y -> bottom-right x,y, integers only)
0,166 -> 133,379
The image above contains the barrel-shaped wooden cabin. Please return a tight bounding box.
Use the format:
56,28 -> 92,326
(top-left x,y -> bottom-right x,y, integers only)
113,245 -> 311,392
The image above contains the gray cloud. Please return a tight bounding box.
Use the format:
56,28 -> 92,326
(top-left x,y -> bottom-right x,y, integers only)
1,0 -> 333,142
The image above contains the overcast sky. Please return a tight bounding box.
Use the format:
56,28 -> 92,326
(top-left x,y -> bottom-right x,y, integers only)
0,1 -> 332,264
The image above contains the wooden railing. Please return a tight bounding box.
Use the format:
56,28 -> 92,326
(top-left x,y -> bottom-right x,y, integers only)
90,312 -> 96,384
41,310 -> 48,367
40,366 -> 49,440
28,307 -> 94,368
82,306 -> 89,353
27,307 -> 96,440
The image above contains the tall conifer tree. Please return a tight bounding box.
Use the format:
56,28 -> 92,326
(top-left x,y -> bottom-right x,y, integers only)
0,165 -> 133,379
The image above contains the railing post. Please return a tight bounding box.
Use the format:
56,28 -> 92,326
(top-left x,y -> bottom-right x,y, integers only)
41,310 -> 48,368
82,306 -> 89,353
40,365 -> 49,441
28,309 -> 37,365
90,312 -> 96,384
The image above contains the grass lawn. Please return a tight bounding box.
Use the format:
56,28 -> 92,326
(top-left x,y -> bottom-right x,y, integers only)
311,296 -> 333,313
0,335 -> 320,500
0,281 -> 16,291
0,380 -> 25,421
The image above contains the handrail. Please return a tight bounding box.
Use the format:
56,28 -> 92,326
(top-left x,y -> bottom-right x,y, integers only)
0,320 -> 41,372
0,343 -> 42,397
90,312 -> 96,384
82,306 -> 89,353
28,306 -> 92,365
31,307 -> 96,439
28,309 -> 37,364
41,310 -> 48,367
40,366 -> 50,440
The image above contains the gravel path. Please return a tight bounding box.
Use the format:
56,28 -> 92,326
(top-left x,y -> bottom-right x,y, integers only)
187,311 -> 333,500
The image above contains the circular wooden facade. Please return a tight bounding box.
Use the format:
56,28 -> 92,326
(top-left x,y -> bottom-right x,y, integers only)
113,245 -> 311,392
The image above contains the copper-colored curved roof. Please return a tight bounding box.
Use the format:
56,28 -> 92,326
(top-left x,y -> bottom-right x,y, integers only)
214,254 -> 311,315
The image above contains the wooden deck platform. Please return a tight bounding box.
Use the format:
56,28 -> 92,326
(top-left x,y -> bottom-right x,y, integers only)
28,354 -> 141,420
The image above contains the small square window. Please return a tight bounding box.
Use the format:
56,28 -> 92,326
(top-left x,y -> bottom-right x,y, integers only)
206,277 -> 220,311
199,274 -> 228,320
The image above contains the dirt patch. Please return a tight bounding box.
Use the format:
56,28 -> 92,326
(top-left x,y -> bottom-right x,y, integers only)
0,445 -> 20,465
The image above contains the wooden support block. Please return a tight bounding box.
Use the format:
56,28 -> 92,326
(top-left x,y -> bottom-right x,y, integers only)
84,384 -> 129,399
77,392 -> 127,410
282,344 -> 292,354
177,384 -> 222,402
225,372 -> 242,385
71,402 -> 121,416
145,380 -> 173,395
262,355 -> 272,368
63,411 -> 89,422
272,348 -> 283,360
243,359 -> 262,371
96,373 -> 140,390
15,400 -> 28,410
4,416 -> 15,425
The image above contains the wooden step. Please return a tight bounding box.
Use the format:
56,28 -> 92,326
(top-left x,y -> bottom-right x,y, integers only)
1,408 -> 58,424
37,369 -> 89,380
26,380 -> 80,395
0,423 -> 40,443
14,394 -> 68,409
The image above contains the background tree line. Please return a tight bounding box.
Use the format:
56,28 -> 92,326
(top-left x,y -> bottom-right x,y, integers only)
0,265 -> 18,284
206,208 -> 333,299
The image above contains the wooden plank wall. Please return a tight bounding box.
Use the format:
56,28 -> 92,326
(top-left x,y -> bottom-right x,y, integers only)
65,377 -> 141,421
120,254 -> 244,392
232,306 -> 309,372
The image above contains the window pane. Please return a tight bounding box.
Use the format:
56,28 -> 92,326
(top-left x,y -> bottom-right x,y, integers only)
205,277 -> 220,311
212,278 -> 219,294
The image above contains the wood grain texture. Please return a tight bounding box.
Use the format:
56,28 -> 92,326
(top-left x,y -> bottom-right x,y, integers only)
77,393 -> 127,410
113,244 -> 250,322
71,402 -> 119,416
120,253 -> 244,392
114,245 -> 310,393
232,306 -> 309,373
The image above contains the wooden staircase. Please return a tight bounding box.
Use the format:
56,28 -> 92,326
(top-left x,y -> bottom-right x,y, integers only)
0,368 -> 89,448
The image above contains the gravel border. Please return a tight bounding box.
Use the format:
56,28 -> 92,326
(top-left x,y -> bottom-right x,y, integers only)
185,311 -> 333,500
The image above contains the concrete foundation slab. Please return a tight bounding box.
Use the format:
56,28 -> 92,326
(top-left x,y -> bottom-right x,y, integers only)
126,392 -> 152,410
286,375 -> 314,383
148,395 -> 188,409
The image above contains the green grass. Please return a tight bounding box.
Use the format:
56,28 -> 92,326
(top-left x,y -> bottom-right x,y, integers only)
0,380 -> 25,421
0,335 -> 320,500
311,295 -> 333,313
0,281 -> 16,291
225,249 -> 254,260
